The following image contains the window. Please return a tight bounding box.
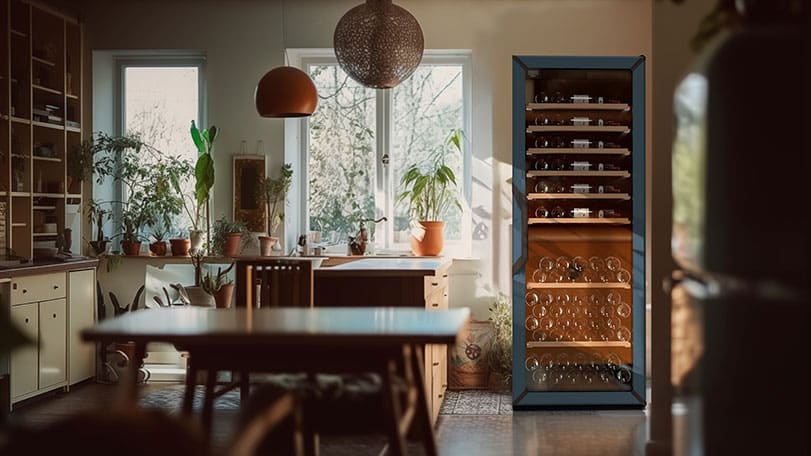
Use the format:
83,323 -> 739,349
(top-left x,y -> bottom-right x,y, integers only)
117,59 -> 204,233
302,52 -> 470,253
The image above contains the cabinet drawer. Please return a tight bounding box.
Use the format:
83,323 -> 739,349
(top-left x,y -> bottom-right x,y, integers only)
11,272 -> 66,305
423,272 -> 449,299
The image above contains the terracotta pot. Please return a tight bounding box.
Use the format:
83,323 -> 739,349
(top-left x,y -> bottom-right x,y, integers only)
213,283 -> 235,309
410,221 -> 445,256
184,286 -> 215,307
169,238 -> 191,256
149,241 -> 167,256
259,236 -> 278,256
189,229 -> 204,251
121,240 -> 142,256
222,232 -> 242,257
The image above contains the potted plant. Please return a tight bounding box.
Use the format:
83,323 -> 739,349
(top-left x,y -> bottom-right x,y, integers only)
148,225 -> 169,256
86,200 -> 111,256
211,216 -> 247,258
187,249 -> 215,307
257,163 -> 293,256
201,262 -> 236,309
396,129 -> 463,256
487,292 -> 512,391
118,203 -> 146,256
190,121 -> 217,254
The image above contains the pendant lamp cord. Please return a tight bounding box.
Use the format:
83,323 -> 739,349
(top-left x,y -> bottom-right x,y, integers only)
282,0 -> 290,66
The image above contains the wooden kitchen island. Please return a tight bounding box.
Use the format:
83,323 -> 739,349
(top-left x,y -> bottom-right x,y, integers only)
315,257 -> 453,423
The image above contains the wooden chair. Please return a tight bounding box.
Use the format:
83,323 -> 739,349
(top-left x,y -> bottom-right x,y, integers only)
189,259 -> 314,434
234,258 -> 314,309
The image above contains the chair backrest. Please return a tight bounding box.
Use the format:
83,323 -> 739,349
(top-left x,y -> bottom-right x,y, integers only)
235,259 -> 314,308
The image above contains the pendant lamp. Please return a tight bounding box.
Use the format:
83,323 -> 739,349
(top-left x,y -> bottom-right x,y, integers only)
255,66 -> 317,118
334,0 -> 424,89
254,0 -> 318,118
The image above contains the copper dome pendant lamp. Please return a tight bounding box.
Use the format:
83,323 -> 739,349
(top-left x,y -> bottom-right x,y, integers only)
334,0 -> 424,89
255,66 -> 317,118
254,0 -> 317,118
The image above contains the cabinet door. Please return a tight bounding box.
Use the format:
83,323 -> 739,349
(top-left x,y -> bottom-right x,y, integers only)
10,303 -> 39,398
68,269 -> 96,384
39,298 -> 67,389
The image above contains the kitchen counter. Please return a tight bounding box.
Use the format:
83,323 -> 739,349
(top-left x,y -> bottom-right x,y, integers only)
315,257 -> 451,277
0,257 -> 99,279
313,257 -> 451,308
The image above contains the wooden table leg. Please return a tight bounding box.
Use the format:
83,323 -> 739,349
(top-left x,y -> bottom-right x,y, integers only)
381,353 -> 407,456
115,341 -> 146,409
408,344 -> 438,456
182,362 -> 197,416
202,369 -> 217,434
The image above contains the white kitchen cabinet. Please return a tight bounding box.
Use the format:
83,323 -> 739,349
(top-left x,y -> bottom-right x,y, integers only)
68,269 -> 96,384
38,298 -> 67,389
4,264 -> 98,407
9,303 -> 38,398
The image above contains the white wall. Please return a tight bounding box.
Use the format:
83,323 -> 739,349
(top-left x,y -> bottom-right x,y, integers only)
77,0 -> 652,317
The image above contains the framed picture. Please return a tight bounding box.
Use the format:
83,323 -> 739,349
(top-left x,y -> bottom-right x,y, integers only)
233,155 -> 266,232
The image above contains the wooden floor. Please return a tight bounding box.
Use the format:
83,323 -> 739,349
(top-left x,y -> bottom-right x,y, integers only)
5,381 -> 657,455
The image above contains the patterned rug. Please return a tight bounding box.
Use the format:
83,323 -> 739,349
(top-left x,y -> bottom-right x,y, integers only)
139,384 -> 513,415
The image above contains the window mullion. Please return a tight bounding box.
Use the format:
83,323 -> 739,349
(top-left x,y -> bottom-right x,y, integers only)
376,89 -> 393,249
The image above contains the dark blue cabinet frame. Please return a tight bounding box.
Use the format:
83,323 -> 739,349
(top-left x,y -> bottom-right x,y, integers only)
511,55 -> 646,408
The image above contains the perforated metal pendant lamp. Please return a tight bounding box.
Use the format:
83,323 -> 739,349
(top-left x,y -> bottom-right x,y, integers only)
334,0 -> 424,89
255,66 -> 318,118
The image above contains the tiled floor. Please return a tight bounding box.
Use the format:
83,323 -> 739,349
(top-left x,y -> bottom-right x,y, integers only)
7,382 -> 650,455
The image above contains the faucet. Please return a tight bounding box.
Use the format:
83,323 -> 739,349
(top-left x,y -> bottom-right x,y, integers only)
349,216 -> 387,255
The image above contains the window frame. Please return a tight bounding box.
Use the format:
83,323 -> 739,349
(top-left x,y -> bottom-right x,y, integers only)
112,55 -> 207,232
292,49 -> 472,255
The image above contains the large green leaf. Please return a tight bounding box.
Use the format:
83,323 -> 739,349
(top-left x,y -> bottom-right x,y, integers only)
190,120 -> 205,155
195,153 -> 215,205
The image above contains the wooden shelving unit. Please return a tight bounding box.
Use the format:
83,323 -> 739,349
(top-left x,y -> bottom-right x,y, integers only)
1,0 -> 83,260
526,125 -> 631,133
527,193 -> 630,200
527,170 -> 631,178
526,102 -> 630,111
527,147 -> 631,156
526,282 -> 632,290
526,341 -> 632,349
528,218 -> 631,225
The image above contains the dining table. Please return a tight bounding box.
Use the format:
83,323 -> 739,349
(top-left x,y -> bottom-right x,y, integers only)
81,305 -> 470,456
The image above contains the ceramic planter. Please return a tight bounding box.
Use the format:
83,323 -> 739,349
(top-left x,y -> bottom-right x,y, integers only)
121,240 -> 142,256
184,286 -> 215,307
189,229 -> 204,251
410,221 -> 445,256
149,241 -> 167,256
213,283 -> 235,309
169,238 -> 191,256
258,236 -> 278,256
222,233 -> 242,257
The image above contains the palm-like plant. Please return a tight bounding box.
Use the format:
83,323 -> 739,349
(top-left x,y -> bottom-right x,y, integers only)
190,121 -> 217,253
397,129 -> 463,222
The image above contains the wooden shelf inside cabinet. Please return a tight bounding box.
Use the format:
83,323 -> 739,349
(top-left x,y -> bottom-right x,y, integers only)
66,193 -> 82,199
32,84 -> 62,96
11,223 -> 27,228
10,116 -> 31,125
32,121 -> 64,131
527,193 -> 630,201
33,193 -> 65,198
32,156 -> 62,163
527,170 -> 630,178
10,29 -> 27,39
66,126 -> 80,133
32,56 -> 56,67
33,205 -> 57,210
32,232 -> 58,237
527,125 -> 630,134
527,282 -> 631,290
528,217 -> 631,225
526,341 -> 632,349
526,103 -> 630,111
65,93 -> 79,100
11,192 -> 31,197
527,148 -> 630,156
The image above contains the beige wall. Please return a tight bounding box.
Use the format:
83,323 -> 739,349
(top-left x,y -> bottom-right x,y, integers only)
77,0 -> 652,317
